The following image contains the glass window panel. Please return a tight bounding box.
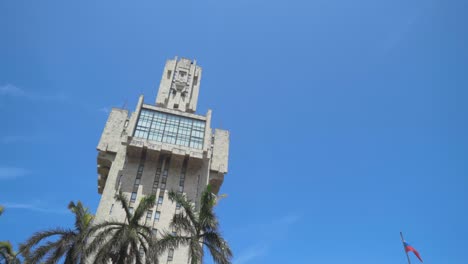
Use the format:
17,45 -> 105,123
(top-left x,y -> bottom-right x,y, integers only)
154,211 -> 160,221
130,192 -> 137,202
134,109 -> 205,149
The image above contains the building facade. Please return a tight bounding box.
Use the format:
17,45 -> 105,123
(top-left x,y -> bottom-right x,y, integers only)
94,57 -> 230,263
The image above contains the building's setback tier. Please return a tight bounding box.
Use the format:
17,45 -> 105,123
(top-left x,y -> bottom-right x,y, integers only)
128,103 -> 211,159
96,95 -> 229,194
97,96 -> 213,157
141,104 -> 206,121
126,137 -> 204,160
134,107 -> 206,150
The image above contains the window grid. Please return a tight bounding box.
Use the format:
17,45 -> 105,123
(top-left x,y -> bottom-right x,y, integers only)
154,211 -> 161,221
134,109 -> 205,149
146,210 -> 153,220
152,168 -> 161,195
132,150 -> 146,202
139,246 -> 145,258
158,194 -> 164,205
160,169 -> 168,191
178,159 -> 187,194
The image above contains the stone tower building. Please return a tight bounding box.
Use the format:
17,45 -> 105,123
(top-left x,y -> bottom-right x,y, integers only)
94,57 -> 230,263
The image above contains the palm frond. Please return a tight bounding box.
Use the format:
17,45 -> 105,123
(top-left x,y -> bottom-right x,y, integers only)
136,228 -> 153,245
130,239 -> 143,264
92,228 -> 127,264
19,228 -> 72,258
84,226 -> 121,257
202,231 -> 232,263
43,233 -> 74,264
203,243 -> 232,264
68,201 -> 94,233
88,194 -> 162,264
24,240 -> 62,264
168,191 -> 198,228
137,235 -> 158,264
171,213 -> 196,234
63,247 -> 75,264
115,191 -> 132,223
131,195 -> 156,225
189,238 -> 203,264
0,241 -> 14,256
157,233 -> 190,252
199,187 -> 219,232
18,201 -> 95,264
0,241 -> 16,264
0,251 -> 10,264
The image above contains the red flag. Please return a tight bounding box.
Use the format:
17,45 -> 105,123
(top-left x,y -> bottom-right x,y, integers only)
404,241 -> 423,262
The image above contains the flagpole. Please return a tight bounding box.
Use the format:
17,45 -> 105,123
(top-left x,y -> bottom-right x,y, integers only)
400,232 -> 411,264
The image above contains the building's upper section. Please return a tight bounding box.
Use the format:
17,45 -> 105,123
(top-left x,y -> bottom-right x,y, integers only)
155,57 -> 202,113
96,57 -> 229,194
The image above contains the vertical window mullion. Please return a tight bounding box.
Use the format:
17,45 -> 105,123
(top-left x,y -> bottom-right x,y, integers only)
161,114 -> 169,142
147,111 -> 155,140
174,117 -> 181,144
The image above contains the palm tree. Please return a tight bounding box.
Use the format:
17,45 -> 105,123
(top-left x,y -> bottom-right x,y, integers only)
158,185 -> 232,264
86,192 -> 158,264
0,241 -> 20,264
20,201 -> 93,264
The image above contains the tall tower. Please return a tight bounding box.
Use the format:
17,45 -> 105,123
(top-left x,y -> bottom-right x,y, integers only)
94,57 -> 230,263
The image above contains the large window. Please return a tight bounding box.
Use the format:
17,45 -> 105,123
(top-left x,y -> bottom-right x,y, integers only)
134,109 -> 205,149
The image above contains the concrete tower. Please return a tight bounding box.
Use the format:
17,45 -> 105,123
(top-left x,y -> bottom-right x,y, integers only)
94,57 -> 230,263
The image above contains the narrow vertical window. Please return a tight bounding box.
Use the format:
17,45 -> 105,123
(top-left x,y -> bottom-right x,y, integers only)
158,194 -> 164,205
154,211 -> 161,221
134,178 -> 141,190
129,207 -> 134,215
146,210 -> 153,220
130,192 -> 137,202
109,204 -> 114,214
167,248 -> 174,261
152,228 -> 158,237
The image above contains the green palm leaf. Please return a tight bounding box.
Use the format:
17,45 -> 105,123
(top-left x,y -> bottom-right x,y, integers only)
159,185 -> 233,264
0,241 -> 20,264
86,192 -> 159,264
19,201 -> 94,264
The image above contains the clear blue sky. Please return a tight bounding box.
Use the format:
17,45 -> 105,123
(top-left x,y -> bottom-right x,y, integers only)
1,0 -> 467,263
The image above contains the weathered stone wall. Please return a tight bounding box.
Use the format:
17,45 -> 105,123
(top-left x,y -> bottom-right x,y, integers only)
94,58 -> 229,264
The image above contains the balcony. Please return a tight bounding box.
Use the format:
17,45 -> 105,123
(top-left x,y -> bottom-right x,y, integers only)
126,136 -> 205,160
